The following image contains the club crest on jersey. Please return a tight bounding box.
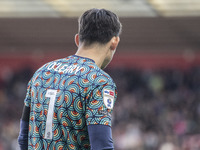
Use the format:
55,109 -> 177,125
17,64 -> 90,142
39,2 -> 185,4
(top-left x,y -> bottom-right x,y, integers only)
103,89 -> 114,109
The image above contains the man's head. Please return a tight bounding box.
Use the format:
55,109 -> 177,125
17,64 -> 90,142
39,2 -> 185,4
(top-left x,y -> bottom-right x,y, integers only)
78,8 -> 122,46
75,8 -> 122,69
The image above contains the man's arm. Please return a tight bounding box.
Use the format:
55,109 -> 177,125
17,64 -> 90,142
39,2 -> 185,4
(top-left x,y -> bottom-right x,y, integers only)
85,82 -> 117,150
18,105 -> 30,150
88,124 -> 114,150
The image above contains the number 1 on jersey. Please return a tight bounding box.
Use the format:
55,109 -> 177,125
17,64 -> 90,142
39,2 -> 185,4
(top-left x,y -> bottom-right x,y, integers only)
44,89 -> 57,139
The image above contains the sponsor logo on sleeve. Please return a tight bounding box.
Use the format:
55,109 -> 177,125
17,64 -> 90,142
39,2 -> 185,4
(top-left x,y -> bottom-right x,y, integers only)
103,89 -> 114,109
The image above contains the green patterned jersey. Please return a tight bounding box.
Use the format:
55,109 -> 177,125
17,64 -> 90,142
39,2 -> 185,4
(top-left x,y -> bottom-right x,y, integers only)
24,55 -> 117,150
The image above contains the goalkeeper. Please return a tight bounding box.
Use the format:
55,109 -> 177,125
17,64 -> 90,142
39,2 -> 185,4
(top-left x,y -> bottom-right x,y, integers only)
18,8 -> 122,150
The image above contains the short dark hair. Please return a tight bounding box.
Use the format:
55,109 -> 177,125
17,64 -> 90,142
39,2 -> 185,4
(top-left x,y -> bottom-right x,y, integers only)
78,8 -> 122,45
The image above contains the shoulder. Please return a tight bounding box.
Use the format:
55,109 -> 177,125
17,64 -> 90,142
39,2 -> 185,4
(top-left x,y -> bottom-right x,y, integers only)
36,58 -> 68,73
86,64 -> 116,88
31,58 -> 65,81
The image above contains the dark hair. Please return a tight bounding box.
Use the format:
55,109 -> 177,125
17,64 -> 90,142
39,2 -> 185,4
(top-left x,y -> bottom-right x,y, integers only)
78,8 -> 122,45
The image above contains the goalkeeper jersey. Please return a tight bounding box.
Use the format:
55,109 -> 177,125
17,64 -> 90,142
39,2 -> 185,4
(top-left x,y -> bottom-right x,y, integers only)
24,55 -> 117,150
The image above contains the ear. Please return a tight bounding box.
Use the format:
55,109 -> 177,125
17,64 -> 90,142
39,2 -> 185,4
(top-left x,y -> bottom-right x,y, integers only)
110,36 -> 120,50
75,34 -> 79,47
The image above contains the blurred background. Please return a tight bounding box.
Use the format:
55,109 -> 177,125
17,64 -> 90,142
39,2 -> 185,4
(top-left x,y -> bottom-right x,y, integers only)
0,0 -> 200,149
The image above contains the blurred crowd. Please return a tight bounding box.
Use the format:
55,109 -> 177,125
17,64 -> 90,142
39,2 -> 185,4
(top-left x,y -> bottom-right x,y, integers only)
109,66 -> 200,150
0,65 -> 200,150
0,66 -> 33,150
